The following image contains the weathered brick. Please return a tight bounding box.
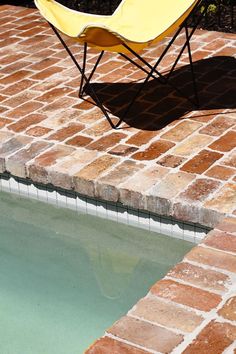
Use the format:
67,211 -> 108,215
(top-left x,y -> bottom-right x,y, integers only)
131,296 -> 203,333
183,321 -> 236,354
99,60 -> 125,74
108,144 -> 138,156
218,296 -> 236,321
216,45 -> 236,56
35,87 -> 72,103
18,27 -> 45,38
73,99 -> 95,111
1,60 -> 32,76
199,116 -> 235,136
185,246 -> 236,273
30,77 -> 65,93
1,91 -> 39,109
65,135 -> 93,147
48,123 -> 84,141
126,131 -> 157,146
204,230 -> 236,254
181,150 -> 223,174
216,217 -> 236,235
54,149 -> 98,175
74,155 -> 119,197
189,109 -> 223,123
87,132 -> 126,151
0,79 -> 35,96
39,97 -> 77,114
38,109 -> 78,129
0,53 -> 25,66
209,131 -> 236,152
149,171 -> 195,199
178,178 -> 221,203
30,66 -> 64,80
85,337 -> 150,354
32,145 -> 75,167
0,94 -> 7,103
108,316 -> 183,353
132,140 -> 175,161
151,279 -> 221,311
0,117 -> 12,128
8,113 -> 46,132
146,194 -> 171,215
25,126 -> 52,137
6,101 -> 43,119
204,183 -> 236,214
28,58 -> 58,71
221,151 -> 236,168
120,165 -> 169,193
168,262 -> 230,292
96,160 -> 144,202
205,165 -> 236,180
0,135 -> 32,173
161,121 -> 202,142
0,70 -> 31,85
172,202 -> 202,224
157,154 -> 186,168
83,119 -> 114,136
0,131 -> 13,146
6,141 -> 52,177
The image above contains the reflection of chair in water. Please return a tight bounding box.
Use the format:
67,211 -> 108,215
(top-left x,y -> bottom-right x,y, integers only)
35,0 -> 210,128
87,245 -> 139,300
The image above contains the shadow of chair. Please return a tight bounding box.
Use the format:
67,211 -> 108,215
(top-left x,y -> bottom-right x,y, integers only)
86,56 -> 236,130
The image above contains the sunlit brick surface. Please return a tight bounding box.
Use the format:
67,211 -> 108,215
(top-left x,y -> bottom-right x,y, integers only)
0,5 -> 236,353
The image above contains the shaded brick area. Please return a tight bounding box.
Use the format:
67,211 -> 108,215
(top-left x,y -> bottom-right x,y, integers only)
0,6 -> 236,353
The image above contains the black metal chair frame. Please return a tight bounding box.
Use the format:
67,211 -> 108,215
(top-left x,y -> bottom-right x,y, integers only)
49,0 -> 210,129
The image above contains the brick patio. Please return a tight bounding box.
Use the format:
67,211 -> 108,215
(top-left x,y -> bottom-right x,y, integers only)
0,4 -> 236,353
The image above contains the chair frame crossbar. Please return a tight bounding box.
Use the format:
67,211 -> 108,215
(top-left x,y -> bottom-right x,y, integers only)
49,0 -> 210,129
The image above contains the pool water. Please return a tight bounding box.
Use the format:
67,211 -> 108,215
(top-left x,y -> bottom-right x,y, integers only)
0,191 -> 194,353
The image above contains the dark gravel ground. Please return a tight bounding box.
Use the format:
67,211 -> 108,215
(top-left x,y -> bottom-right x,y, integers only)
0,0 -> 235,33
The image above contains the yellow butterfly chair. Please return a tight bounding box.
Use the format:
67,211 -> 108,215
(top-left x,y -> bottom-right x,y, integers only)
34,0 -> 209,128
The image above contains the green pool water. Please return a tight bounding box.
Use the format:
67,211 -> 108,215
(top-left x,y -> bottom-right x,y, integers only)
0,191 -> 194,354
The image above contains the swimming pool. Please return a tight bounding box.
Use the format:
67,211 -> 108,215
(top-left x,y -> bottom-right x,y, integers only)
0,191 -> 194,353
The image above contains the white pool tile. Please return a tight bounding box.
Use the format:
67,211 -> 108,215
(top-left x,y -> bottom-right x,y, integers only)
171,220 -> 184,238
96,201 -> 107,218
1,178 -> 11,192
86,198 -> 97,216
76,196 -> 87,212
28,184 -> 39,200
127,209 -> 139,227
19,183 -> 29,197
0,174 -> 210,243
138,211 -> 150,230
56,192 -> 67,207
47,190 -> 58,205
117,206 -> 128,224
9,178 -> 20,194
149,214 -> 161,233
66,197 -> 77,210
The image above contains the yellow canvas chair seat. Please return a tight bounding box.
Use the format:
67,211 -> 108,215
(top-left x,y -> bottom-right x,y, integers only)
35,0 -> 198,53
34,0 -> 208,128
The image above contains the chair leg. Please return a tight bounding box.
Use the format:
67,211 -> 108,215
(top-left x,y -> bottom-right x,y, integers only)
184,25 -> 199,107
79,44 -> 105,99
78,42 -> 87,98
49,23 -> 117,128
